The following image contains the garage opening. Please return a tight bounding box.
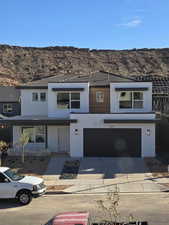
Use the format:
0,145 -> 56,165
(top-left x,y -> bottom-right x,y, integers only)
84,128 -> 141,157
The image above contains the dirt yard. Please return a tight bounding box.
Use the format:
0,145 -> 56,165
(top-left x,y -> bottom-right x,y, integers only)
144,157 -> 169,178
1,155 -> 50,176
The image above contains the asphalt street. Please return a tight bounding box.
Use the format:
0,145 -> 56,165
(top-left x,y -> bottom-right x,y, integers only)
0,193 -> 169,225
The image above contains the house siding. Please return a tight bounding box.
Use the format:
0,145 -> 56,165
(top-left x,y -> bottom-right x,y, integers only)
48,83 -> 89,118
21,89 -> 48,116
110,82 -> 152,113
89,87 -> 110,113
70,114 -> 155,158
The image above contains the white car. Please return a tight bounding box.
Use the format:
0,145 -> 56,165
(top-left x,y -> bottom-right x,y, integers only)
0,167 -> 46,205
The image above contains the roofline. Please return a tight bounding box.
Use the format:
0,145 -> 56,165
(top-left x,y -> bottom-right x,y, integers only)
0,119 -> 77,125
0,101 -> 20,103
16,86 -> 48,89
104,119 -> 158,123
99,70 -> 135,81
16,71 -> 135,89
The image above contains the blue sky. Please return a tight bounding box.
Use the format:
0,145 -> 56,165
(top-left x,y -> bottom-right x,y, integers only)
0,0 -> 169,49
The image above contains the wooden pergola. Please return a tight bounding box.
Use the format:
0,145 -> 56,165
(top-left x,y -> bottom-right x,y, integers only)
132,75 -> 169,113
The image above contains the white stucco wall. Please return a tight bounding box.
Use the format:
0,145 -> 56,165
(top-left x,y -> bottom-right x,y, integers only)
21,89 -> 48,116
70,114 -> 156,158
48,83 -> 89,118
110,82 -> 152,113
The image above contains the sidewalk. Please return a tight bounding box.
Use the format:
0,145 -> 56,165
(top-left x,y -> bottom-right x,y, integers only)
43,157 -> 169,194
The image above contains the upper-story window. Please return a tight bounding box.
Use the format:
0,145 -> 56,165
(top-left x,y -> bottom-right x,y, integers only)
119,91 -> 143,109
96,91 -> 104,103
57,92 -> 80,109
3,104 -> 13,113
32,92 -> 38,101
32,92 -> 46,102
40,92 -> 46,101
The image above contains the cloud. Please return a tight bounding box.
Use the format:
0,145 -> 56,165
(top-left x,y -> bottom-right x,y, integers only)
118,19 -> 142,28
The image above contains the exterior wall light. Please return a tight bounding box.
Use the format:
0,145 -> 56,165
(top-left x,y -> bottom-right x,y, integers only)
146,128 -> 151,136
74,128 -> 78,135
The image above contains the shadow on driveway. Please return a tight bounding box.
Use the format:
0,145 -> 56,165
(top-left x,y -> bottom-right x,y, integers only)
0,199 -> 24,209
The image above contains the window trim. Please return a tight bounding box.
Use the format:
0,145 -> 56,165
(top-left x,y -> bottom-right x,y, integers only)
119,91 -> 144,109
3,103 -> 13,113
57,92 -> 80,110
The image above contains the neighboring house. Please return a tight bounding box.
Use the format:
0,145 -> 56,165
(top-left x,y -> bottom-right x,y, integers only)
1,71 -> 156,157
132,75 -> 169,113
0,87 -> 21,117
0,87 -> 21,143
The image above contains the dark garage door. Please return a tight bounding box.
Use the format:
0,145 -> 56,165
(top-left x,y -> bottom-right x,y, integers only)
84,128 -> 141,157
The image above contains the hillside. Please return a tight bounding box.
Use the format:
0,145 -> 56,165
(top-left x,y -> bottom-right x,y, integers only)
1,44 -> 169,85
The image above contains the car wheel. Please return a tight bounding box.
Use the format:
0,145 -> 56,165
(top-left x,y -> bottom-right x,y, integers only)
17,191 -> 32,205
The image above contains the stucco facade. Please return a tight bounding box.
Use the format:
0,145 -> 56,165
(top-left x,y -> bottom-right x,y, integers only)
7,71 -> 156,157
70,113 -> 155,157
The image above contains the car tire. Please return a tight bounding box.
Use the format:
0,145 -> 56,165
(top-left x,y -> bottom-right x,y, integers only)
17,190 -> 32,205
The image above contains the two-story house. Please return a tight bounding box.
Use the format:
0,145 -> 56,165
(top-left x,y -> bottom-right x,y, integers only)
1,71 -> 156,157
0,87 -> 21,144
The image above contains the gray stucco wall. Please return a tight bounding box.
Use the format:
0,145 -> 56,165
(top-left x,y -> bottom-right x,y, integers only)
0,102 -> 21,117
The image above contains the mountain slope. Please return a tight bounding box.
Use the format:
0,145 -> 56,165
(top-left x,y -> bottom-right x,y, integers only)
0,44 -> 169,85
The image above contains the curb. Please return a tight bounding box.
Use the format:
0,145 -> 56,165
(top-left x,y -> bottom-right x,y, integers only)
44,190 -> 169,196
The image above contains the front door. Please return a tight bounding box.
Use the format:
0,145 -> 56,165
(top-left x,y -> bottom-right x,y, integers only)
58,127 -> 70,152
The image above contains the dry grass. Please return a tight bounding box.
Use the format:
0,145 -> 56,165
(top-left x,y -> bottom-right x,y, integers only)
47,185 -> 72,191
144,157 -> 169,178
2,156 -> 50,176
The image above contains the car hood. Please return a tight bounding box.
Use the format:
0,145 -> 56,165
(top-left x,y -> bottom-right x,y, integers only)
18,176 -> 43,185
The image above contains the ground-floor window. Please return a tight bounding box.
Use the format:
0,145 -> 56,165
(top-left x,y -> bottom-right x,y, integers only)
22,126 -> 45,143
3,104 -> 13,113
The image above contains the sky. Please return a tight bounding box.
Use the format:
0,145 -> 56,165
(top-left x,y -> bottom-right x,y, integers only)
0,0 -> 169,49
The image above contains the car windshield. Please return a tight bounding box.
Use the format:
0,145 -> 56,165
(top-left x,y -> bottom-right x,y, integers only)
4,169 -> 25,181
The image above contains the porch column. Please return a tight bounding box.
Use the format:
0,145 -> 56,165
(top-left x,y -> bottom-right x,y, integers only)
45,125 -> 48,149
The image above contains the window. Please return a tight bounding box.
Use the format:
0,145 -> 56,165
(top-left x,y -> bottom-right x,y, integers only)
35,126 -> 45,143
0,173 -> 7,183
40,92 -> 46,101
3,104 -> 13,113
71,93 -> 80,109
119,91 -> 143,109
4,169 -> 24,181
32,92 -> 47,102
32,92 -> 38,101
57,92 -> 80,109
22,126 -> 45,143
96,91 -> 104,103
57,92 -> 69,109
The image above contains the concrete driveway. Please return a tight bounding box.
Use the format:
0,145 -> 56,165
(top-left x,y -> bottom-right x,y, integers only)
44,157 -> 168,193
78,157 -> 149,178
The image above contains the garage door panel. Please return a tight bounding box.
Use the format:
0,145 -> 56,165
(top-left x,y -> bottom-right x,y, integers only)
84,128 -> 141,157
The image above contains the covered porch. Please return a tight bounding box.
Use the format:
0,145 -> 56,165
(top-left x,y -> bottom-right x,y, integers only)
0,115 -> 77,156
